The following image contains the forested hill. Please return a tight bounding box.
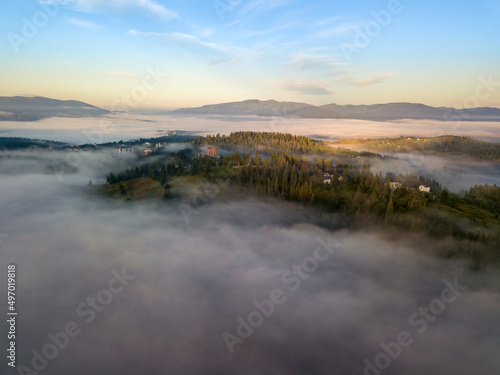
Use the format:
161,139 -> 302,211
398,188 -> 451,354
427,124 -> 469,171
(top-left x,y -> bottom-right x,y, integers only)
0,137 -> 68,149
193,131 -> 376,157
0,96 -> 109,121
102,131 -> 500,265
332,136 -> 500,160
170,99 -> 500,121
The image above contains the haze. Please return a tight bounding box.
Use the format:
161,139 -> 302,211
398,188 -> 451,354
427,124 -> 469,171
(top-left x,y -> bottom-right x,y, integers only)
0,151 -> 499,375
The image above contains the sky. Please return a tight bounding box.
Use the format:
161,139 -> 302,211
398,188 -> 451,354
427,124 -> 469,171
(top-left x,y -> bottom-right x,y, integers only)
1,0 -> 499,109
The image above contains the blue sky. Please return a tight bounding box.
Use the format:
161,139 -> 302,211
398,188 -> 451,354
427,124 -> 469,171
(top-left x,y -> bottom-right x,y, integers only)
1,0 -> 499,109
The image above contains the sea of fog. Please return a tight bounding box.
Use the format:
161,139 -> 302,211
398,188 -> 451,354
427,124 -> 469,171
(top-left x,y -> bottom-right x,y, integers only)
1,114 -> 499,193
1,113 -> 500,144
367,153 -> 500,193
0,149 -> 500,375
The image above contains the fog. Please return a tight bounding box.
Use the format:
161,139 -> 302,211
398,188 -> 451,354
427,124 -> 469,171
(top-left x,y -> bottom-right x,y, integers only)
2,113 -> 499,194
1,150 -> 500,375
1,114 -> 500,144
366,153 -> 500,193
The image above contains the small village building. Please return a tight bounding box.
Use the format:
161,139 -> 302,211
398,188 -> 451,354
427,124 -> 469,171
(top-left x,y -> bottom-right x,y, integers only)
207,147 -> 220,157
390,181 -> 403,190
322,173 -> 332,185
419,185 -> 431,193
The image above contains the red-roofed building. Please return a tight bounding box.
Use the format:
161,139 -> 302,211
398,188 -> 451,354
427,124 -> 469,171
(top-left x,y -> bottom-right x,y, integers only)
207,147 -> 220,157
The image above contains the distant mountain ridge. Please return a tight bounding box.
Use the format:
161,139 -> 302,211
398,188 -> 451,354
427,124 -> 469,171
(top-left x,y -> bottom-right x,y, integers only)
171,99 -> 500,122
2,96 -> 500,122
0,96 -> 110,121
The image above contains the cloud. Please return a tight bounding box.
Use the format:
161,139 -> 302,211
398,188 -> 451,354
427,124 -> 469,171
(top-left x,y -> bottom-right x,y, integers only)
1,148 -> 499,375
288,53 -> 349,70
128,29 -> 254,65
315,21 -> 364,38
136,0 -> 178,20
128,29 -> 225,52
328,68 -> 355,76
367,153 -> 500,193
240,0 -> 294,15
68,18 -> 102,29
349,73 -> 395,86
239,0 -> 264,14
40,0 -> 178,20
204,57 -> 240,68
312,16 -> 343,28
278,79 -> 334,95
199,28 -> 215,38
332,72 -> 395,86
243,22 -> 298,37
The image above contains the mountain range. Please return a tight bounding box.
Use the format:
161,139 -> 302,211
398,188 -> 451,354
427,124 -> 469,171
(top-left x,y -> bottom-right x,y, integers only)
170,99 -> 500,122
1,96 -> 500,122
0,96 -> 110,121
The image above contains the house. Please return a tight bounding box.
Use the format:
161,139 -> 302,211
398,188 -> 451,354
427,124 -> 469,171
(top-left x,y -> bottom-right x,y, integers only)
390,181 -> 403,190
419,185 -> 431,193
322,173 -> 332,185
119,146 -> 134,154
207,147 -> 220,157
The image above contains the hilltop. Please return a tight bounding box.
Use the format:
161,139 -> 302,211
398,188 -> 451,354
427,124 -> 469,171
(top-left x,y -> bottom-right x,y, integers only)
331,135 -> 500,160
101,131 -> 500,265
0,96 -> 110,121
4,96 -> 500,123
170,99 -> 500,122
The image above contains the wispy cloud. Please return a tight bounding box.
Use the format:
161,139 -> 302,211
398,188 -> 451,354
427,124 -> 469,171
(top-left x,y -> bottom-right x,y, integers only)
128,29 -> 277,70
277,79 -> 334,95
128,29 -> 257,65
199,28 -> 215,38
224,19 -> 242,29
136,0 -> 178,20
243,22 -> 297,37
128,29 -> 225,51
315,21 -> 363,38
41,0 -> 178,20
288,53 -> 349,70
203,57 -> 240,68
350,73 -> 395,86
106,71 -> 140,78
239,0 -> 264,15
336,72 -> 395,86
68,18 -> 102,29
312,16 -> 343,28
240,0 -> 295,16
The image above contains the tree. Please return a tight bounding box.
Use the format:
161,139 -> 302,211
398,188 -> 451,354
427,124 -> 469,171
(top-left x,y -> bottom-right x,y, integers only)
164,183 -> 172,199
386,197 -> 394,216
120,184 -> 127,196
441,189 -> 449,204
107,173 -> 117,184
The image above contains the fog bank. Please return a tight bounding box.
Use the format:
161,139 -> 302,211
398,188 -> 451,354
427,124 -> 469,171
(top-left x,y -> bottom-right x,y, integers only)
1,114 -> 500,144
1,151 -> 499,375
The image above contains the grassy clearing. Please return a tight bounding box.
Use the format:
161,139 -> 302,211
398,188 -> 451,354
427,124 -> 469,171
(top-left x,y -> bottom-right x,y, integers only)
102,177 -> 164,201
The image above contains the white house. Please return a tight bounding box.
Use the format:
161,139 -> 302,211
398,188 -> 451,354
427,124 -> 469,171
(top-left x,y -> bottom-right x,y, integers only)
390,181 -> 403,190
323,173 -> 332,185
419,185 -> 431,193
